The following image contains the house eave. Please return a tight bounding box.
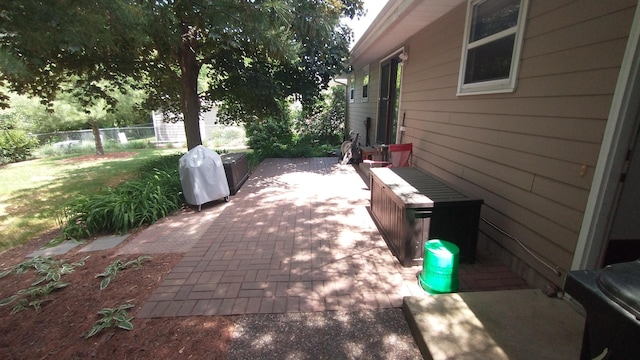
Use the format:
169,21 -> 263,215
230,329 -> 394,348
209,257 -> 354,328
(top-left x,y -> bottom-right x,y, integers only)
350,0 -> 465,69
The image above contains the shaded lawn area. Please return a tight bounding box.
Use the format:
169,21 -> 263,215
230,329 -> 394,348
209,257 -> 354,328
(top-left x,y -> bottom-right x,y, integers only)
0,149 -> 182,251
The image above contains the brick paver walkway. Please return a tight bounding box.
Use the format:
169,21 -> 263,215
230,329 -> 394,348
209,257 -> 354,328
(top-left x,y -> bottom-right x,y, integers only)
137,158 -> 422,317
117,201 -> 231,255
136,157 -> 529,318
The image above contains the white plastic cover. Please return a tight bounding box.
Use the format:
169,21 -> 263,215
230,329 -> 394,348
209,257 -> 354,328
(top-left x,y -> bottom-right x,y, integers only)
179,145 -> 230,206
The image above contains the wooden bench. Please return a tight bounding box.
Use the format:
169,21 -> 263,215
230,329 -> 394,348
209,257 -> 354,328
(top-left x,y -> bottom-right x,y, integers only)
370,167 -> 483,267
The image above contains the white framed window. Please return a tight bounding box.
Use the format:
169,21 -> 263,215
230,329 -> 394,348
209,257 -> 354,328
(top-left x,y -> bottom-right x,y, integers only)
361,65 -> 370,102
457,0 -> 529,95
349,74 -> 355,103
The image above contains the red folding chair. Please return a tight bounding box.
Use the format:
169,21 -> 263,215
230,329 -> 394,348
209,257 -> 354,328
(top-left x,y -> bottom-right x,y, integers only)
363,143 -> 412,168
388,143 -> 412,167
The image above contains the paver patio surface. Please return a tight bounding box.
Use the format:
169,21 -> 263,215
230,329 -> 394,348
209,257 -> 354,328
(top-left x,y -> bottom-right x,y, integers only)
117,201 -> 231,255
135,157 -> 528,318
135,157 -> 417,317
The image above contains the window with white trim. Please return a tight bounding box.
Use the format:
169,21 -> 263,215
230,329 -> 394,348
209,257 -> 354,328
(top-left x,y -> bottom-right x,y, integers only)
361,65 -> 369,102
349,74 -> 355,103
457,0 -> 529,95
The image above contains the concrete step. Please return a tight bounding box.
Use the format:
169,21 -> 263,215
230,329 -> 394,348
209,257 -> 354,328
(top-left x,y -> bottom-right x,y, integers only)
402,289 -> 585,360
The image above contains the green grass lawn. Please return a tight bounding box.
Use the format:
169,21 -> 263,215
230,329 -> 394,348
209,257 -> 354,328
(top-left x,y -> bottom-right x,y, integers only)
0,149 -> 183,251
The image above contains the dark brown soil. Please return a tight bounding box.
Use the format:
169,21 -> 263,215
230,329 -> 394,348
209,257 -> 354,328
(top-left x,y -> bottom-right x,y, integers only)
0,230 -> 235,360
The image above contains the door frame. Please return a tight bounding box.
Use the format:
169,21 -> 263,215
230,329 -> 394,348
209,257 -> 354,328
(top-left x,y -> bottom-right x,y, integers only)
376,47 -> 405,145
572,3 -> 640,270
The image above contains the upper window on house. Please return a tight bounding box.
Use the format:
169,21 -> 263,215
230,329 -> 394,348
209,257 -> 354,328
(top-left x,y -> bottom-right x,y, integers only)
349,74 -> 355,103
457,0 -> 529,95
361,66 -> 369,102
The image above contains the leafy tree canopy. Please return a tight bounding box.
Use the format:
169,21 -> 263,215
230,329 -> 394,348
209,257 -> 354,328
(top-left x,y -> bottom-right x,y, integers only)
0,1 -> 148,108
0,0 -> 364,149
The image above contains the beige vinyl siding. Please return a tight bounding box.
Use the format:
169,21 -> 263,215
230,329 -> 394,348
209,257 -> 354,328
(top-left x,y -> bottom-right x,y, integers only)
395,0 -> 637,285
347,65 -> 379,142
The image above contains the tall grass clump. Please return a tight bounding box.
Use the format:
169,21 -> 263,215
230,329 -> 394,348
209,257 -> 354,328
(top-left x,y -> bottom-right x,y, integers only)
58,154 -> 184,241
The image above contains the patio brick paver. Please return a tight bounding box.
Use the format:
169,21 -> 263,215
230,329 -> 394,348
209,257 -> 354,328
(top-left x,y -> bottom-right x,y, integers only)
117,200 -> 230,255
135,157 -> 529,318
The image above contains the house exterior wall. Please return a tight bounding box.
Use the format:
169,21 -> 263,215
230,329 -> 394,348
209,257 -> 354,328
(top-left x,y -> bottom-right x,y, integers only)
348,0 -> 638,287
348,62 -> 380,145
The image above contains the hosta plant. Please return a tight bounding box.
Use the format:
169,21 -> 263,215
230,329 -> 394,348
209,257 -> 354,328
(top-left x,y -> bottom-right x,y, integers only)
0,256 -> 86,313
0,281 -> 70,314
0,256 -> 87,283
85,304 -> 135,338
96,255 -> 150,290
31,256 -> 88,285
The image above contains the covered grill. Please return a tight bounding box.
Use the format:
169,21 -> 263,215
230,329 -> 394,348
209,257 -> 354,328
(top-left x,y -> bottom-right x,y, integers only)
179,145 -> 230,210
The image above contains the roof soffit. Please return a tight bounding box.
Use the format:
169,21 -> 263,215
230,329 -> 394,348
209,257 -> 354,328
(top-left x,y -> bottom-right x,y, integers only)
350,0 -> 466,69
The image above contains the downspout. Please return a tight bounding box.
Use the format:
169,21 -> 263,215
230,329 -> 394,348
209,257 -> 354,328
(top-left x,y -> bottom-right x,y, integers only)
365,117 -> 371,146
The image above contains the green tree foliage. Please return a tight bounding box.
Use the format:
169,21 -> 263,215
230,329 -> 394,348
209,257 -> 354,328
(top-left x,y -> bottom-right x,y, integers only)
1,0 -> 364,150
0,92 -> 42,132
53,83 -> 148,155
0,85 -> 148,134
293,85 -> 347,145
0,1 -> 148,107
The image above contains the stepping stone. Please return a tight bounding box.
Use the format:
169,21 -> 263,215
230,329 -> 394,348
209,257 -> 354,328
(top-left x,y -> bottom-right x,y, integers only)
79,234 -> 129,252
27,241 -> 80,258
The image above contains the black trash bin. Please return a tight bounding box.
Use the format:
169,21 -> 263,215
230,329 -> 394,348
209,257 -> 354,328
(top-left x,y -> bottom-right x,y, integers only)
565,259 -> 640,359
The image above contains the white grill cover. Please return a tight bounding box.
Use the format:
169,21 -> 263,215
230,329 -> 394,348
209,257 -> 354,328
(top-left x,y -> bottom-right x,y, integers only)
179,145 -> 230,206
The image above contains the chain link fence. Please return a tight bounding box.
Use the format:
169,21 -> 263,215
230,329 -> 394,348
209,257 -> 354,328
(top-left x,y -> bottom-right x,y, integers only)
33,124 -> 246,150
33,125 -> 156,146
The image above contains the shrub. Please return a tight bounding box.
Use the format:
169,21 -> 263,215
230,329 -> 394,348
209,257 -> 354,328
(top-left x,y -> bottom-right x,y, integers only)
245,115 -> 295,159
0,129 -> 39,165
57,154 -> 183,241
246,115 -> 338,161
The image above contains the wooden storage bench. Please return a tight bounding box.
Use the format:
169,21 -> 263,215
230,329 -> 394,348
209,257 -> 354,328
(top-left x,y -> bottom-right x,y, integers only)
370,167 -> 483,267
221,152 -> 249,195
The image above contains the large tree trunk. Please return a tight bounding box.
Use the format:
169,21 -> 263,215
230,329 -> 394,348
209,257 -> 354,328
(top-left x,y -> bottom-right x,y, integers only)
178,29 -> 203,150
90,121 -> 105,155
